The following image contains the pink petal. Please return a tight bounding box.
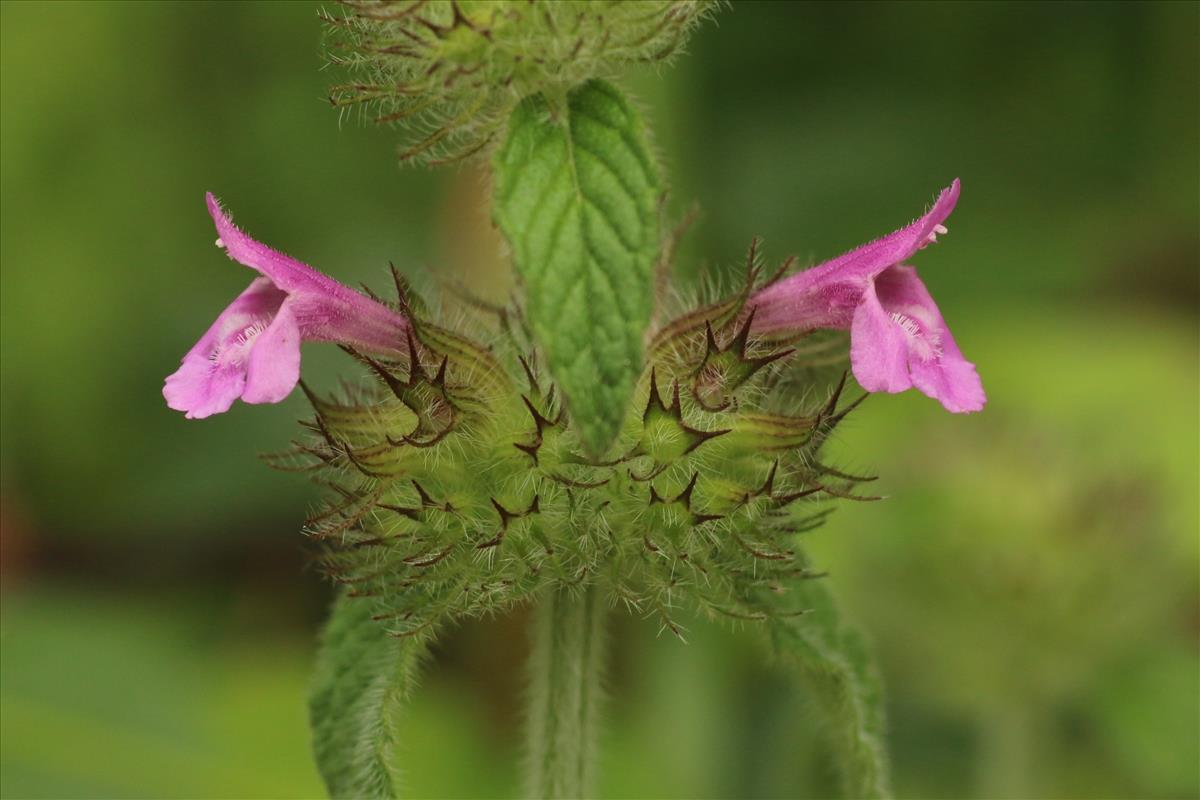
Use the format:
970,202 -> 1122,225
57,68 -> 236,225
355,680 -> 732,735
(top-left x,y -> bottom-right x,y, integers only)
910,356 -> 986,414
164,354 -> 248,420
182,278 -> 286,361
750,278 -> 863,333
206,193 -> 341,295
876,265 -> 985,413
164,278 -> 286,419
804,179 -> 959,285
750,180 -> 960,332
242,301 -> 302,404
205,193 -> 409,354
167,196 -> 415,420
850,280 -> 913,394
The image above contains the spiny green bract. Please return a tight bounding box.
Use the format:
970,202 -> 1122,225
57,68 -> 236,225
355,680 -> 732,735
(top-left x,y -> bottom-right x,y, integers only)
324,0 -> 717,163
271,253 -> 874,640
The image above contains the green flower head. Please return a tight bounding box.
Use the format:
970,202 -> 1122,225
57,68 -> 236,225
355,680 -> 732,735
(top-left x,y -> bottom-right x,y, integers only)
324,0 -> 718,163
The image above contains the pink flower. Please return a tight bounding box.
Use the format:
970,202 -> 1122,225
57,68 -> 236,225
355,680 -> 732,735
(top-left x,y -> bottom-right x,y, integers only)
749,179 -> 985,413
164,194 -> 409,419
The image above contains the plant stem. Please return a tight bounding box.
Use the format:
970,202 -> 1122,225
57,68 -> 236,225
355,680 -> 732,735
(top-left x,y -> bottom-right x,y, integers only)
524,584 -> 607,799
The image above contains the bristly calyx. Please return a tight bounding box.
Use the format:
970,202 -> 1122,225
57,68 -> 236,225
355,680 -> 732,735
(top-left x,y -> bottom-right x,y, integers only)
278,261 -> 870,640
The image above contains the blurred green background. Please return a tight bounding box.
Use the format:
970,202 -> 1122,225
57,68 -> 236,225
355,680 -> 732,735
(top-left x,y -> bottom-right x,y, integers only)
2,1 -> 1197,798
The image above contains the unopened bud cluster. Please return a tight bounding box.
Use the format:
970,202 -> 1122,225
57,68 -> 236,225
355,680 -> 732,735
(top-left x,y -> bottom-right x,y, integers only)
274,254 -> 870,638
324,0 -> 717,163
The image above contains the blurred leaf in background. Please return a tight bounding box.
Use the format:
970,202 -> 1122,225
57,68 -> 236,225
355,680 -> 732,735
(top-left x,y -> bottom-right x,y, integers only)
1,1 -> 1196,798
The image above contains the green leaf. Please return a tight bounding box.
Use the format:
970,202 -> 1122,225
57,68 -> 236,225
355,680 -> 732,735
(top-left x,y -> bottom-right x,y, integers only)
768,581 -> 893,799
309,591 -> 432,799
494,79 -> 661,456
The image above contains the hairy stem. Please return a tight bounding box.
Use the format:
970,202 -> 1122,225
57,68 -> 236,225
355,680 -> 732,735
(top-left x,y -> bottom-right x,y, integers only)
524,584 -> 607,799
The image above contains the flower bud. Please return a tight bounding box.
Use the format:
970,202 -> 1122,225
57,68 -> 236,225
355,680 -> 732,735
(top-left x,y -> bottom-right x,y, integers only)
324,0 -> 717,163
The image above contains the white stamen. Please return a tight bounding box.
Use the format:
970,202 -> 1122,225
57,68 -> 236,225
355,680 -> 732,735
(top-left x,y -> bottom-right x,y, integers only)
208,317 -> 272,368
215,237 -> 225,248
924,223 -> 948,246
890,311 -> 943,361
889,312 -> 921,339
234,319 -> 271,347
